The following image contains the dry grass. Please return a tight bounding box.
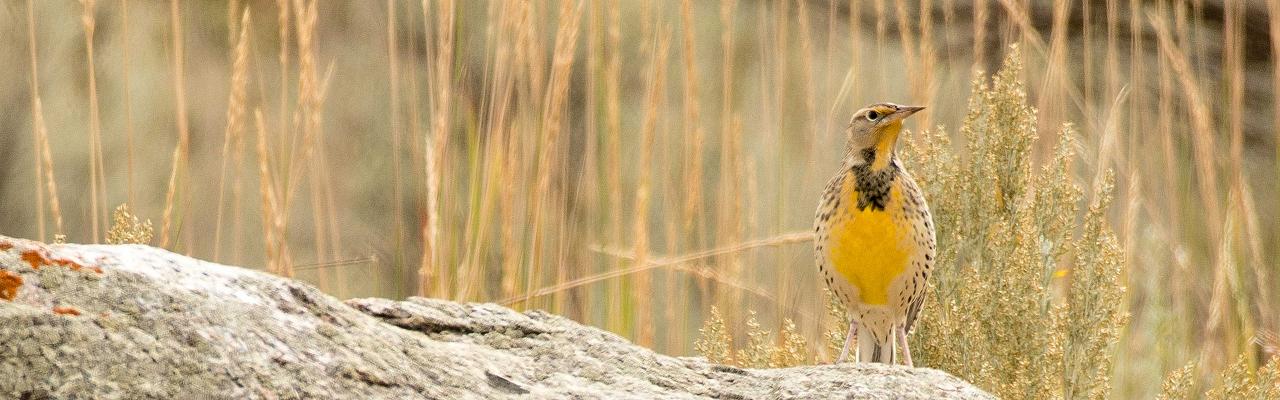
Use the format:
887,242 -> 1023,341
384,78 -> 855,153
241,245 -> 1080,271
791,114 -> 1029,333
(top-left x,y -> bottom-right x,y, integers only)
80,0 -> 106,244
213,9 -> 251,262
5,1 -> 1280,398
696,307 -> 809,369
24,0 -> 63,241
420,0 -> 454,299
253,110 -> 290,277
158,0 -> 191,251
106,204 -> 153,246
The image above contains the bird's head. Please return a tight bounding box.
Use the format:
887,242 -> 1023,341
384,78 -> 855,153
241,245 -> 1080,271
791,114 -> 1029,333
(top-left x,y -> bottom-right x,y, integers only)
843,102 -> 925,170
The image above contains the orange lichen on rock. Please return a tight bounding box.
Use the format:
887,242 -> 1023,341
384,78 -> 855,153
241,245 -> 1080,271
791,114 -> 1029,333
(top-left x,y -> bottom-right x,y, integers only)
53,306 -> 82,316
19,250 -> 88,271
0,270 -> 22,301
21,250 -> 45,269
55,258 -> 86,271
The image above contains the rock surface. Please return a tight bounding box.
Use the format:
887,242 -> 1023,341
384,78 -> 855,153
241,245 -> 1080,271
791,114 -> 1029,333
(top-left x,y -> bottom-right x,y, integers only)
0,235 -> 994,399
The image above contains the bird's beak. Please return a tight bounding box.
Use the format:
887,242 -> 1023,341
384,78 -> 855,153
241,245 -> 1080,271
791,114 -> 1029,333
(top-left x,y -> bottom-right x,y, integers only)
889,105 -> 925,122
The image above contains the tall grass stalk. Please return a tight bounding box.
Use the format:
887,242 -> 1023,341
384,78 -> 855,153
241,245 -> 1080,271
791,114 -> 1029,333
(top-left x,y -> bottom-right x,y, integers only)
1150,8 -> 1242,373
288,0 -> 333,270
972,0 -> 987,73
633,27 -> 671,348
421,0 -> 455,298
545,1 -> 585,314
387,0 -> 406,278
253,110 -> 291,276
603,0 -> 626,335
80,0 -> 106,243
679,0 -> 704,252
160,0 -> 191,251
715,0 -> 740,317
1147,11 -> 1222,245
893,0 -> 917,101
120,0 -> 137,211
916,0 -> 936,129
276,0 -> 289,160
214,9 -> 251,262
25,0 -> 63,240
1269,0 -> 1280,336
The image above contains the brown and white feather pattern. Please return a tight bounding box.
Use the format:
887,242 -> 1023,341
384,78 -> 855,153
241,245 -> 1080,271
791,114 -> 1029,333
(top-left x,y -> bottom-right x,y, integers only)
814,156 -> 935,362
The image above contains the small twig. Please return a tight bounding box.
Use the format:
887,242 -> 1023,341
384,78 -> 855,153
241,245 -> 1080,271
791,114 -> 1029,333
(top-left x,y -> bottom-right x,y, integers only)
500,231 -> 813,306
294,255 -> 379,271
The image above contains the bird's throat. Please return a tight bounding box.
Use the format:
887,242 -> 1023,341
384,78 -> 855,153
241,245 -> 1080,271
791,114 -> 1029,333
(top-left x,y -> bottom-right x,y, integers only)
870,122 -> 902,170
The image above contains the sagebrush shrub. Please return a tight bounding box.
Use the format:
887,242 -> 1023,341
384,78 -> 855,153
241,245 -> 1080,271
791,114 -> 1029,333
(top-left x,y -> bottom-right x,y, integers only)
906,47 -> 1127,400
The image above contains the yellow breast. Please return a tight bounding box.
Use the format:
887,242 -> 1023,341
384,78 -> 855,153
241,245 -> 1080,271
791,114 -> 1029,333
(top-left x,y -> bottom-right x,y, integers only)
827,185 -> 910,305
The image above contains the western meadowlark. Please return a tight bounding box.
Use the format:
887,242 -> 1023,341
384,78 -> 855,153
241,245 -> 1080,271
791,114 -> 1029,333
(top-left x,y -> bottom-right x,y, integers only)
814,102 -> 935,365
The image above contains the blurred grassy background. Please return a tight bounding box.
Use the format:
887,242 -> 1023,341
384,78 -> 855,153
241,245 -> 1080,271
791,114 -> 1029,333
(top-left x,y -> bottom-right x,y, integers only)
1,0 -> 1277,397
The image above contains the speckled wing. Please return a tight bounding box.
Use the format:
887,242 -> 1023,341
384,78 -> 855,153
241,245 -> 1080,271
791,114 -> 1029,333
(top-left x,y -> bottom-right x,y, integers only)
896,168 -> 935,334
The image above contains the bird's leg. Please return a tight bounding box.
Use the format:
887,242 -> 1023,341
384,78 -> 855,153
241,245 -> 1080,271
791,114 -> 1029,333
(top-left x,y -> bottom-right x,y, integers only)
896,325 -> 913,367
836,319 -> 858,363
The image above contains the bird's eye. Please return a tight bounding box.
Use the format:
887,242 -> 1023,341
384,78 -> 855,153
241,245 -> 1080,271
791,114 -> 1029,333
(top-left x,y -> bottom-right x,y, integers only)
866,110 -> 880,121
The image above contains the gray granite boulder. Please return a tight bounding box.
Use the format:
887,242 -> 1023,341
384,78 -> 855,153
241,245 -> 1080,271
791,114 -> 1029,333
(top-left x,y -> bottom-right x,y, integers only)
0,235 -> 993,399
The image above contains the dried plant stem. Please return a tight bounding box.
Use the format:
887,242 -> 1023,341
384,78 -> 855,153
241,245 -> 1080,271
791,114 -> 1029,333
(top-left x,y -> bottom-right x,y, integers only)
25,0 -> 63,240
503,232 -> 814,306
1147,11 -> 1222,243
916,0 -> 936,129
537,1 -> 584,313
1128,0 -> 1144,171
972,0 -> 987,73
1150,9 -> 1231,368
633,28 -> 671,347
873,0 -> 886,95
1105,0 -> 1121,106
422,0 -> 456,298
160,0 -> 192,251
797,0 -> 817,152
254,111 -> 292,276
26,0 -> 42,241
604,0 -> 625,332
1082,0 -> 1094,118
1267,0 -> 1280,336
387,0 -> 406,276
847,0 -> 859,102
486,1 -> 524,302
893,0 -> 917,99
1037,0 -> 1070,139
81,0 -> 107,243
288,0 -> 332,268
716,0 -> 738,307
578,0 -> 603,319
1223,0 -> 1269,348
1155,1 -> 1180,242
276,0 -> 289,152
679,0 -> 705,248
675,0 -> 705,351
214,9 -> 252,262
405,7 -> 426,288
121,0 -> 136,209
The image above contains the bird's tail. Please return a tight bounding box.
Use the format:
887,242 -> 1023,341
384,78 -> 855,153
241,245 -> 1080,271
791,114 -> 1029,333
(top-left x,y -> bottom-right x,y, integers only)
856,324 -> 895,364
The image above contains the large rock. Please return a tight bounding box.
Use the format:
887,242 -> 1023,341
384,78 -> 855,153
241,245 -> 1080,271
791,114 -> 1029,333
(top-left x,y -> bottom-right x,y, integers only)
0,235 -> 993,399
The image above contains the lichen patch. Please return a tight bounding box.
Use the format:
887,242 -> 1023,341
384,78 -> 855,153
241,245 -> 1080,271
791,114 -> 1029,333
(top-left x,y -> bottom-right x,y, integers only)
20,249 -> 89,272
0,269 -> 22,301
52,306 -> 82,316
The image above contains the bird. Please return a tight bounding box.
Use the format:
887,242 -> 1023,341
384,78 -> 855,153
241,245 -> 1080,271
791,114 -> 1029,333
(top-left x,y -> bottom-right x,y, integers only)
813,102 -> 936,366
